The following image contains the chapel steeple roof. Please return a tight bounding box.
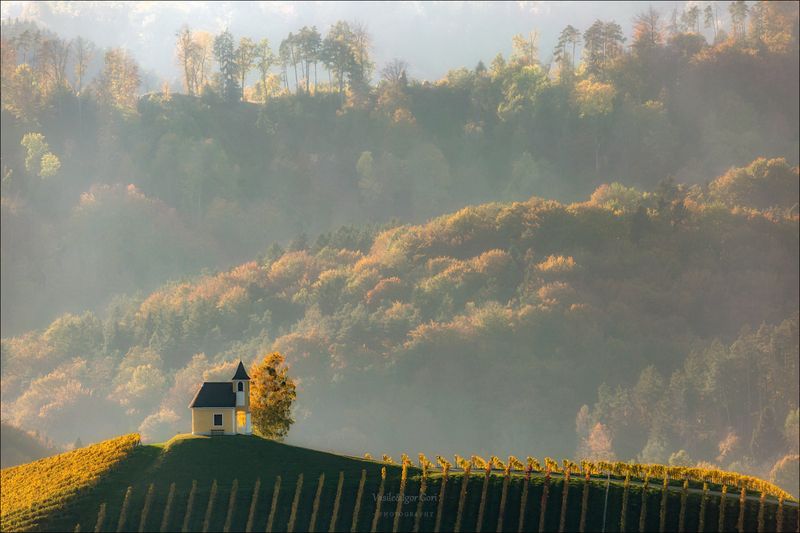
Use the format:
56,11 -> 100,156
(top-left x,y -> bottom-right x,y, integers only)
232,360 -> 250,381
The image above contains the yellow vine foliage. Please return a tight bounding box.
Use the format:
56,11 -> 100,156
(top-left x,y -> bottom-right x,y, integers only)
590,460 -> 794,500
388,450 -> 795,501
418,453 -> 435,477
471,455 -> 488,470
544,457 -> 560,473
508,456 -> 525,471
436,455 -> 452,474
491,456 -> 507,473
527,457 -> 542,472
0,433 -> 140,532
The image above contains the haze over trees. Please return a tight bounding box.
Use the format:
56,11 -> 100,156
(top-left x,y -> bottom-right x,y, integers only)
2,157 -> 797,491
0,1 -> 798,497
2,3 -> 796,336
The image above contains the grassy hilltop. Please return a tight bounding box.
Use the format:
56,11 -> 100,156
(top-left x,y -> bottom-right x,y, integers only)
2,434 -> 797,532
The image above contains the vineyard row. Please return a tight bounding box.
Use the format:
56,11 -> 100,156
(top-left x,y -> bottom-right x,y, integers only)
75,463 -> 799,533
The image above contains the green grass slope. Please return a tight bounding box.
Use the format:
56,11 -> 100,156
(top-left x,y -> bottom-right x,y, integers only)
4,433 -> 797,532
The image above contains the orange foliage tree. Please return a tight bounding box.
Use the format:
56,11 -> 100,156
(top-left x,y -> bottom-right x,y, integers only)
250,352 -> 297,440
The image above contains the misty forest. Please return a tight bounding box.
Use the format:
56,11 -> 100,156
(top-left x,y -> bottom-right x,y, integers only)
1,0 -> 798,503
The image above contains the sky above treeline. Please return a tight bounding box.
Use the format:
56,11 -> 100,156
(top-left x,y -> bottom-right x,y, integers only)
2,1 -> 730,84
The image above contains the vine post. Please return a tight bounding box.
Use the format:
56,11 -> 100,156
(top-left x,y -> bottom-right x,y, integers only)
286,473 -> 303,533
181,480 -> 197,533
265,475 -> 281,533
619,472 -> 630,533
160,482 -> 176,533
244,477 -> 260,533
370,467 -> 387,533
222,479 -> 238,533
308,473 -> 325,532
329,472 -> 344,533
93,503 -> 106,533
116,486 -> 133,533
138,483 -> 155,533
201,479 -> 218,533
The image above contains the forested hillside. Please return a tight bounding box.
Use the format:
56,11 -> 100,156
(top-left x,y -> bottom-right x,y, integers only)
0,422 -> 59,468
1,3 -> 798,334
3,161 -> 798,493
1,1 -> 798,497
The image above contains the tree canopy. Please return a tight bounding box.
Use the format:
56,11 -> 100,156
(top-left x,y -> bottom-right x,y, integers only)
249,352 -> 297,440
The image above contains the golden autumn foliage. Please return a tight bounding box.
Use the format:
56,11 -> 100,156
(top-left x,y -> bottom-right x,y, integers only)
508,456 -> 525,471
2,162 -> 797,489
0,0 -> 797,477
365,277 -> 405,307
574,77 -> 616,117
387,449 -> 796,502
709,157 -> 799,211
249,352 -> 297,440
536,255 -> 576,273
0,433 -> 140,532
589,460 -> 795,500
470,455 -> 487,470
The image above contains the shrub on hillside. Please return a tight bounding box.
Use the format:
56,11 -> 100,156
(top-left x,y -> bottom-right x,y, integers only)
709,158 -> 799,210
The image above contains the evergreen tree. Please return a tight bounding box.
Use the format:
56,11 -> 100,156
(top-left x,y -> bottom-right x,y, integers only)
297,26 -> 322,93
553,25 -> 581,81
704,5 -> 719,42
583,20 -> 624,78
729,1 -> 750,41
681,5 -> 701,34
213,29 -> 240,102
321,21 -> 356,99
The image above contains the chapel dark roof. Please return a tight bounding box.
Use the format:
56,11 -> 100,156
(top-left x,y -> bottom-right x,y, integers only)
232,360 -> 250,380
189,382 -> 235,408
